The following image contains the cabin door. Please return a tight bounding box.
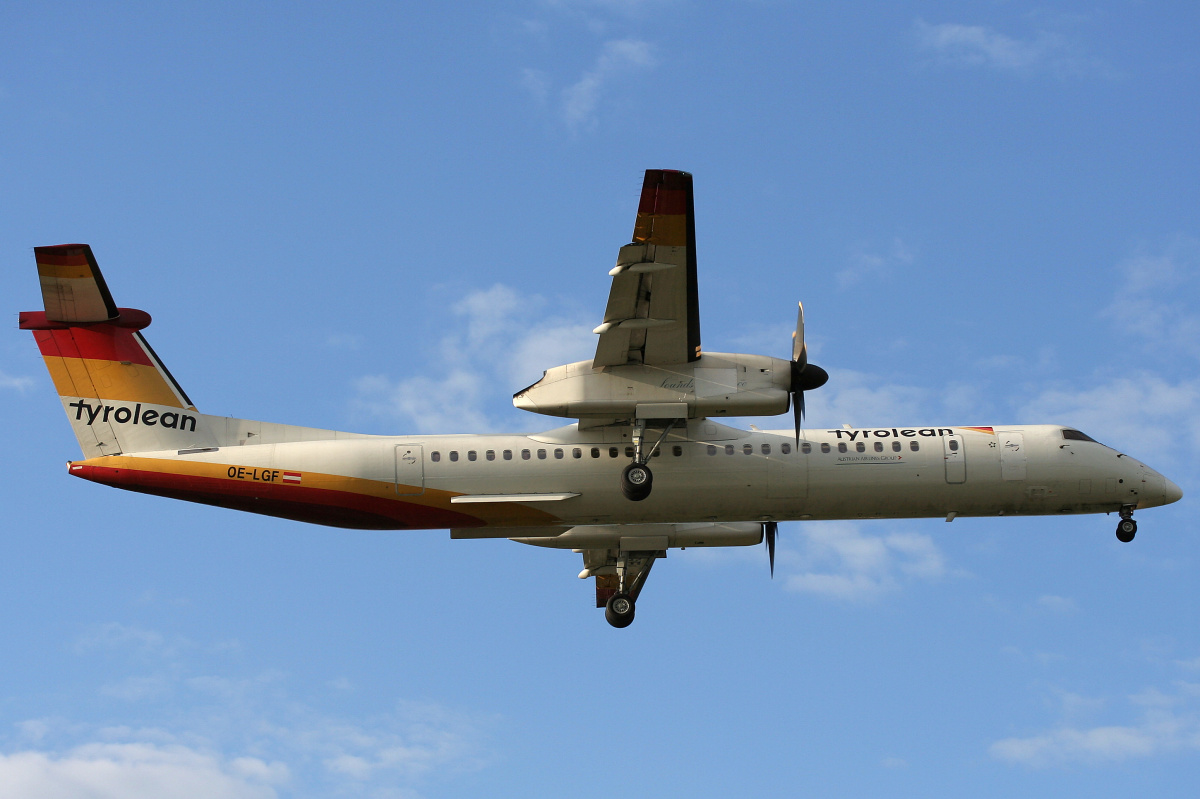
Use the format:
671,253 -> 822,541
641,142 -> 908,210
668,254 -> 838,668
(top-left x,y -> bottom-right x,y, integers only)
943,434 -> 966,484
999,432 -> 1027,481
395,444 -> 424,495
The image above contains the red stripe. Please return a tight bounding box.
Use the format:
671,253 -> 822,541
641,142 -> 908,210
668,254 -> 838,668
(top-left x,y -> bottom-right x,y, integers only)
34,244 -> 91,266
72,464 -> 484,531
32,324 -> 155,365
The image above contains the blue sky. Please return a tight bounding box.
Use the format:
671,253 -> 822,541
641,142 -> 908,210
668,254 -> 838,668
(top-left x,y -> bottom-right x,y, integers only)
2,1 -> 1199,796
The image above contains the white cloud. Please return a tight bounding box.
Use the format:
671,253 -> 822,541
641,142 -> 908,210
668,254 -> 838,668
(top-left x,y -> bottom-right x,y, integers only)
990,682 -> 1200,767
914,20 -> 1098,77
561,38 -> 656,130
1019,375 -> 1200,460
803,369 -> 931,430
1108,236 -> 1200,360
24,621 -> 494,796
782,521 -> 945,601
100,675 -> 173,702
1,368 -> 35,391
353,284 -> 593,433
836,238 -> 914,289
1035,594 -> 1078,615
0,743 -> 285,799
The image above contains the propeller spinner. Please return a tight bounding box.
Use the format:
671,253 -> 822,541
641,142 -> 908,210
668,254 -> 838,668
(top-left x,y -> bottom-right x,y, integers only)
790,302 -> 829,442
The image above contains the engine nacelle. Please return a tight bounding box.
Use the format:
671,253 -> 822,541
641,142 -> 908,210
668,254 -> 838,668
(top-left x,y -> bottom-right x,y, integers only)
513,352 -> 792,420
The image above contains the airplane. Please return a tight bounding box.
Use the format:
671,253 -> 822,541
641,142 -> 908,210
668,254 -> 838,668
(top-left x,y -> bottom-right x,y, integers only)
21,169 -> 1183,628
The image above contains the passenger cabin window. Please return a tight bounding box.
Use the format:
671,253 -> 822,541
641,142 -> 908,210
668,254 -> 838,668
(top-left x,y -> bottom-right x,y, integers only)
856,442 -> 865,453
468,451 -> 477,461
949,440 -> 959,451
521,449 -> 530,460
1062,429 -> 1098,443
821,443 -> 831,453
874,442 -> 883,452
725,445 -> 735,455
449,451 -> 459,462
486,450 -> 495,461
892,441 -> 901,452
785,443 -> 795,454
572,448 -> 582,459
761,444 -> 771,455
743,444 -> 753,455
910,441 -> 919,451
673,445 -> 683,456
626,447 -> 635,458
609,447 -> 619,458
838,443 -> 847,453
707,445 -> 717,456
431,451 -> 441,462
537,449 -> 546,459
503,450 -> 512,460
554,448 -> 564,459
800,443 -> 810,454
591,448 -> 600,458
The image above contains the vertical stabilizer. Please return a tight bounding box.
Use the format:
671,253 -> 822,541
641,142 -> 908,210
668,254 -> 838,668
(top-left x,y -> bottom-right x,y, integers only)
20,245 -> 216,458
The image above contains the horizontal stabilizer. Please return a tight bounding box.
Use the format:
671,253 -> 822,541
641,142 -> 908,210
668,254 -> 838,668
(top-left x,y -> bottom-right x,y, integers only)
35,244 -> 119,323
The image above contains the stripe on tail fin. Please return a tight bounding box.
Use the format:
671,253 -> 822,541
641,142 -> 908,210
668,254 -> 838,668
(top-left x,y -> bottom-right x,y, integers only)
21,245 -> 215,458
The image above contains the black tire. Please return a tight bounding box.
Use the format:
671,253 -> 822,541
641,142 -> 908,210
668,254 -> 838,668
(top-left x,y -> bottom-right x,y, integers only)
621,463 -> 653,501
605,593 -> 636,628
1116,518 -> 1137,543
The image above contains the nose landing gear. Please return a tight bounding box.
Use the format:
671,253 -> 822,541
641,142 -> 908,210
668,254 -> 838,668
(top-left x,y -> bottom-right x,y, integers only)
1116,506 -> 1137,543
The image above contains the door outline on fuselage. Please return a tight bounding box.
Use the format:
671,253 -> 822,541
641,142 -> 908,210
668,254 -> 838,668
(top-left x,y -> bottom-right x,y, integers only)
999,431 -> 1026,481
943,434 -> 966,484
395,444 -> 424,495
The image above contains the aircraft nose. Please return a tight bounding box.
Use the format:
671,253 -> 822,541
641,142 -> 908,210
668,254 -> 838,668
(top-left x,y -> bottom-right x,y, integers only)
1164,477 -> 1184,505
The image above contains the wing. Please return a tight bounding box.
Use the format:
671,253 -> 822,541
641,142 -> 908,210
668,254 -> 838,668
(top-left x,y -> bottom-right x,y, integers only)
592,169 -> 701,367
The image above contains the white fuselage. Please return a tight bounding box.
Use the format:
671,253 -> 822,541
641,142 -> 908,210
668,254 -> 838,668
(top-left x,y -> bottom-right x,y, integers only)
98,417 -> 1177,532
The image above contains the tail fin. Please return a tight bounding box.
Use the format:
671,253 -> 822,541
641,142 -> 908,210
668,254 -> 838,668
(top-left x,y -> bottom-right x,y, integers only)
20,244 -> 216,458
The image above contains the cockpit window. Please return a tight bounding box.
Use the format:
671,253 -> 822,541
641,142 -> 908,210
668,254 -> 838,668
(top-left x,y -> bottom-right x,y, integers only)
1062,429 -> 1098,443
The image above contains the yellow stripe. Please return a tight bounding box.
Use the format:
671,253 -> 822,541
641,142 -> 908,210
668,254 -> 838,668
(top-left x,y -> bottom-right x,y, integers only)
37,263 -> 94,280
81,456 -> 563,526
43,358 -> 184,406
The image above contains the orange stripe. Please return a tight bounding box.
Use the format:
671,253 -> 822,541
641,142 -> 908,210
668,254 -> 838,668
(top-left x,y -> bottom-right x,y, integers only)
632,213 -> 687,246
43,357 -> 184,406
74,456 -> 562,527
38,263 -> 94,279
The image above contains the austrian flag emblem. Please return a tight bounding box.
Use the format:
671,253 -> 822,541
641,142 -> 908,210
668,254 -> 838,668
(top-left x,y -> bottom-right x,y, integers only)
282,471 -> 302,484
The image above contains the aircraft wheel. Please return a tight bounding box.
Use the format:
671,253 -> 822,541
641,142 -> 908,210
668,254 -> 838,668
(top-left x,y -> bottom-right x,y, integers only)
621,463 -> 653,501
605,593 -> 636,628
1116,518 -> 1137,543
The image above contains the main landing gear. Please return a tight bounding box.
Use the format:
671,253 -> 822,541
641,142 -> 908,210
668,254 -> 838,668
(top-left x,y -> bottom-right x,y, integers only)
605,593 -> 636,628
590,549 -> 658,627
621,419 -> 677,501
1116,505 -> 1137,543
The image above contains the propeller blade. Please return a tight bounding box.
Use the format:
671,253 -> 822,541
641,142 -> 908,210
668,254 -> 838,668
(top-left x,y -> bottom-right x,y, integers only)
792,302 -> 806,364
793,390 -> 803,444
765,521 -> 777,578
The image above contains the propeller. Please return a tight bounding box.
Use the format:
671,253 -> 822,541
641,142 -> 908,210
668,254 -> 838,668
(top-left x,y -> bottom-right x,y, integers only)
790,302 -> 829,443
764,521 -> 778,577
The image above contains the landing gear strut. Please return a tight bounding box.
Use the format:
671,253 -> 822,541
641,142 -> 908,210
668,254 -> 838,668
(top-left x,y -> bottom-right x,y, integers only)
1116,506 -> 1137,543
594,550 -> 658,627
621,419 -> 676,501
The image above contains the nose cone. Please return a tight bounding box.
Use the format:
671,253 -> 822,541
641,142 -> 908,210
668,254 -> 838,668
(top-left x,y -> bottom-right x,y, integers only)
1164,477 -> 1184,505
